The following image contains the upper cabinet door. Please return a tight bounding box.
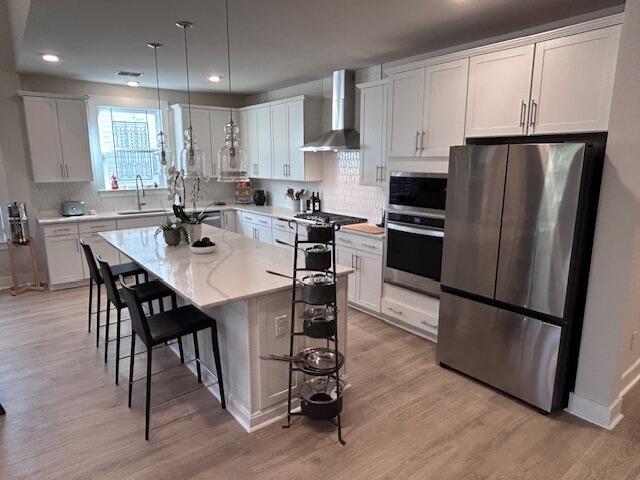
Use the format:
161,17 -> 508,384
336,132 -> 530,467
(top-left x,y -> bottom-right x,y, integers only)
388,68 -> 425,157
255,106 -> 273,179
188,108 -> 213,176
209,109 -> 230,178
56,98 -> 92,182
23,96 -> 65,182
242,109 -> 260,177
529,26 -> 621,135
270,103 -> 288,180
287,100 -> 305,181
466,45 -> 535,138
359,84 -> 386,185
421,59 -> 469,157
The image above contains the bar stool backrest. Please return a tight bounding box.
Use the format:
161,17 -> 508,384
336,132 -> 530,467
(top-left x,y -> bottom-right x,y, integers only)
118,278 -> 152,345
80,240 -> 102,285
97,257 -> 123,309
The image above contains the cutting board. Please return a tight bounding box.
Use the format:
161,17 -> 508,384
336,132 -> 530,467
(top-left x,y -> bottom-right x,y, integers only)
342,223 -> 384,235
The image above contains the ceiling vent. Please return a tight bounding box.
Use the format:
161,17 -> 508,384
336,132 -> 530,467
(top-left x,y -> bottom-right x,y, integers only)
115,70 -> 143,78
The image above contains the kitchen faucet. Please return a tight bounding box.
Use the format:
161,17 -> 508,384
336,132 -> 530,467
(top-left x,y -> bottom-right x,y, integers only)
135,175 -> 146,210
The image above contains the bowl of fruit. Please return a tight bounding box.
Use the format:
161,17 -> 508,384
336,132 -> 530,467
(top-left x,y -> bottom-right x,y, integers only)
189,237 -> 217,254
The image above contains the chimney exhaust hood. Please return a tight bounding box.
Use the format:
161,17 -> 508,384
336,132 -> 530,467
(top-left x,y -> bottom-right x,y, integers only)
300,69 -> 360,152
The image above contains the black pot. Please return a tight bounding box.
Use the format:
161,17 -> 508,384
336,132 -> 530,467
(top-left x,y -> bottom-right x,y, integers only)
300,273 -> 336,305
253,189 -> 266,206
299,377 -> 343,420
302,306 -> 336,338
304,244 -> 332,271
306,222 -> 335,243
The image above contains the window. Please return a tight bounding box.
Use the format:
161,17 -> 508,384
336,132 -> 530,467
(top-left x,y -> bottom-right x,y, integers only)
96,106 -> 167,190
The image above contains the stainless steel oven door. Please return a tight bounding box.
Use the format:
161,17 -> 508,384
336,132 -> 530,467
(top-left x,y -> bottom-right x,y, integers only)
384,221 -> 444,297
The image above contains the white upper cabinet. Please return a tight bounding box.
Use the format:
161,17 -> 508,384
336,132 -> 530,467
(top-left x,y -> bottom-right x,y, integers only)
56,98 -> 93,182
255,106 -> 273,179
388,58 -> 469,158
421,59 -> 469,157
22,94 -> 92,183
270,103 -> 288,180
388,69 -> 425,157
210,109 -> 230,178
241,96 -> 322,181
171,104 -> 240,178
529,25 -> 621,135
466,45 -> 535,138
358,81 -> 389,185
286,100 -> 306,181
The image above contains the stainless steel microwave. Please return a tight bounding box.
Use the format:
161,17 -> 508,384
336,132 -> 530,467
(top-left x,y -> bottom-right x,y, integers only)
388,171 -> 447,216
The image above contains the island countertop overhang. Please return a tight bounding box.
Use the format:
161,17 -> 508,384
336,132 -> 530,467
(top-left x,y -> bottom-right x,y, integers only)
100,225 -> 354,309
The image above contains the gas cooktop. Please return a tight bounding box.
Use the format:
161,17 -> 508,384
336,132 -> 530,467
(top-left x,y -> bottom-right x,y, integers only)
294,211 -> 368,226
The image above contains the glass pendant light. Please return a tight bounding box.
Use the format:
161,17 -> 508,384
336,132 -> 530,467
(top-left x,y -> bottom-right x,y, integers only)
176,20 -> 205,179
217,0 -> 248,182
147,42 -> 170,167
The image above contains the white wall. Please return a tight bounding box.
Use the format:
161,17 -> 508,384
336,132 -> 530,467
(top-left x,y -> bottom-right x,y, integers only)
568,0 -> 640,429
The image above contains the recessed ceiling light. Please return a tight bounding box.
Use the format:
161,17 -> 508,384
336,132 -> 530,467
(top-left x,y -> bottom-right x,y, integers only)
41,54 -> 60,63
127,81 -> 140,87
208,75 -> 222,82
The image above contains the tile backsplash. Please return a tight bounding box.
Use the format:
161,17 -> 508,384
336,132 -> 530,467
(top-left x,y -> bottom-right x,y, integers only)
254,151 -> 386,223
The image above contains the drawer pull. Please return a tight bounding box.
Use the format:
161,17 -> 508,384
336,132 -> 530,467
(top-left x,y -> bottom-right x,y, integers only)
340,238 -> 353,244
361,243 -> 378,249
388,307 -> 404,316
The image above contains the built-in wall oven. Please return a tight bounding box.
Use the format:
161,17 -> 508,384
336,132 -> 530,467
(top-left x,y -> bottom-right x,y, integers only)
384,172 -> 447,297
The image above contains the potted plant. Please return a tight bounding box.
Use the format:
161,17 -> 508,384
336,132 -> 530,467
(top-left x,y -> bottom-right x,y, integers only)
155,216 -> 186,246
173,204 -> 211,243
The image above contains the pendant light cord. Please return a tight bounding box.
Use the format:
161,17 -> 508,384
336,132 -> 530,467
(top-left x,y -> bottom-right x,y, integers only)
182,25 -> 194,147
152,45 -> 165,150
225,0 -> 233,123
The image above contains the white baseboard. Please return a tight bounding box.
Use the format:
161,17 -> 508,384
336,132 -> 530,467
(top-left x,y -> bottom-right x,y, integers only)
620,357 -> 640,397
566,392 -> 624,430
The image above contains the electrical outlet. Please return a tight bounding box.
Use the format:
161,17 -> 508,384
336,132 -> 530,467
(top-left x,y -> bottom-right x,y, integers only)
275,315 -> 288,338
631,331 -> 638,351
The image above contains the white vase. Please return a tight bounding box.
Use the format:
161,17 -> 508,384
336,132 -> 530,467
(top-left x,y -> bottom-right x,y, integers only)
185,223 -> 202,242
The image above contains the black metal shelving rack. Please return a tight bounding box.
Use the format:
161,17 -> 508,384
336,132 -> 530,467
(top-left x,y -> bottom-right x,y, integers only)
282,222 -> 345,445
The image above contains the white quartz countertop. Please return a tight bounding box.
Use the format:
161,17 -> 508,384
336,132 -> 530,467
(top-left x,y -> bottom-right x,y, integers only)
38,204 -> 300,225
100,225 -> 353,309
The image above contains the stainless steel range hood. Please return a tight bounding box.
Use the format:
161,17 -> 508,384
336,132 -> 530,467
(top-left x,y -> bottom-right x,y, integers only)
300,69 -> 360,152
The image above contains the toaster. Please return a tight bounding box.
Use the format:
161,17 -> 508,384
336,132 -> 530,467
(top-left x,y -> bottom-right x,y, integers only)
59,201 -> 87,217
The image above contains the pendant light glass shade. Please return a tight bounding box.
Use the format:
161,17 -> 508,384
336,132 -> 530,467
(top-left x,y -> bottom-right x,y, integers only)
180,126 -> 205,177
147,42 -> 171,167
217,120 -> 248,182
155,130 -> 171,167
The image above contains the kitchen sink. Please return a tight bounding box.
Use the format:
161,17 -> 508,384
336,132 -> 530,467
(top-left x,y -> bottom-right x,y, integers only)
117,209 -> 167,215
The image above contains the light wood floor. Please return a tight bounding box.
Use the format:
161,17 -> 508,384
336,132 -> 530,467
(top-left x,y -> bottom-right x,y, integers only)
1,287 -> 639,479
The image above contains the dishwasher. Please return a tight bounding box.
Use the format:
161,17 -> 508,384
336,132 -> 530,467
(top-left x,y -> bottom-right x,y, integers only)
202,210 -> 223,228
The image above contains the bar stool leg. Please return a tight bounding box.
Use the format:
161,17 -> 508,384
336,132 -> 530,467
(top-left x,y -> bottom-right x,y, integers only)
88,280 -> 93,332
171,294 -> 185,364
115,308 -> 122,385
210,323 -> 226,409
128,334 -> 136,408
95,283 -> 102,348
145,346 -> 153,441
193,332 -> 202,383
104,300 -> 111,363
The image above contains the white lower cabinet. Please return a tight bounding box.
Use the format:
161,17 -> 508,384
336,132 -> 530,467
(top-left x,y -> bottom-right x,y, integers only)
335,232 -> 383,313
44,234 -> 84,285
222,210 -> 237,232
381,283 -> 440,340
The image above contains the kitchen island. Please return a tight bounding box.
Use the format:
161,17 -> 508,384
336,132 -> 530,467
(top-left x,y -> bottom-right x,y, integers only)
100,225 -> 352,432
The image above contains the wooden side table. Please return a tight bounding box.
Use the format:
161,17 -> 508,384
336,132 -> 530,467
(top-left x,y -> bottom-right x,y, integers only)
7,238 -> 45,296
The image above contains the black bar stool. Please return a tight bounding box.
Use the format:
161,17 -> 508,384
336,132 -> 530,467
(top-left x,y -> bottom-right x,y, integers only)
120,279 -> 225,440
79,240 -> 145,340
97,258 -> 185,385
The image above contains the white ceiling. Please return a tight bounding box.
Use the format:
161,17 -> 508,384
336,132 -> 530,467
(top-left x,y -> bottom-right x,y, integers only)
14,0 -> 624,94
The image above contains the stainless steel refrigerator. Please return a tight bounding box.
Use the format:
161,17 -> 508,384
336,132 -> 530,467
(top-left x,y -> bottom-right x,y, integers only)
437,134 -> 605,412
